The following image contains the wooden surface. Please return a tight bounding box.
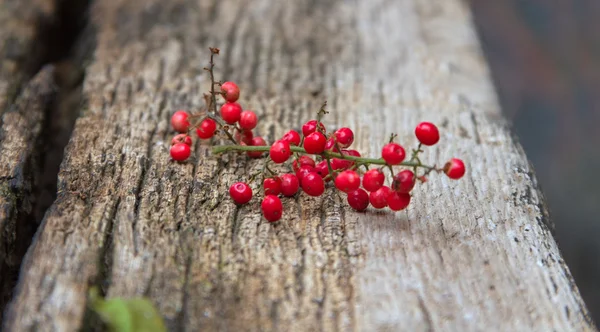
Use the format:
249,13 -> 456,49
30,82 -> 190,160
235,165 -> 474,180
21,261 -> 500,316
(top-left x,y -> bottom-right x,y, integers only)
2,0 -> 596,331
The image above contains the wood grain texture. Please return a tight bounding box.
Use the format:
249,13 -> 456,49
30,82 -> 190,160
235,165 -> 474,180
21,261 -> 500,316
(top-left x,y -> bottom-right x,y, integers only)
4,0 -> 596,331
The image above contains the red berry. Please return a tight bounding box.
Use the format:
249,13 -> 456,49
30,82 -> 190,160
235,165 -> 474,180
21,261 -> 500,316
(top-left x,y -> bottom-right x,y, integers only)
196,118 -> 217,139
229,182 -> 253,205
220,102 -> 242,124
302,120 -> 325,136
343,149 -> 361,158
280,174 -> 300,197
314,160 -> 330,179
334,170 -> 361,193
444,158 -> 466,179
415,122 -> 440,146
381,143 -> 406,165
296,165 -> 315,184
264,177 -> 282,196
261,195 -> 283,222
235,129 -> 253,144
324,137 -> 340,152
301,172 -> 325,196
247,136 -> 266,158
239,111 -> 258,130
369,186 -> 391,209
220,81 -> 240,102
269,140 -> 292,163
292,155 -> 316,172
171,111 -> 190,133
334,128 -> 354,148
282,130 -> 301,146
362,169 -> 385,192
387,192 -> 411,211
392,170 -> 415,193
303,132 -> 327,154
347,188 -> 369,211
171,134 -> 192,146
170,143 -> 191,161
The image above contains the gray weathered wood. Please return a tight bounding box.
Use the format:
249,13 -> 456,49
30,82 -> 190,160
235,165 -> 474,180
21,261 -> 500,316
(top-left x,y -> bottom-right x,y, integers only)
4,0 -> 596,331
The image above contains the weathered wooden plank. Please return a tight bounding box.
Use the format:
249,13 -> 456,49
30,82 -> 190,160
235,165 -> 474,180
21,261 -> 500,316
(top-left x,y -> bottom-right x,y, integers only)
4,0 -> 596,331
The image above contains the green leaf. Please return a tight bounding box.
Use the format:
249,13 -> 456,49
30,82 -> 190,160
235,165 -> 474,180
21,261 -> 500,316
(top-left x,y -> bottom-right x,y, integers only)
89,287 -> 167,332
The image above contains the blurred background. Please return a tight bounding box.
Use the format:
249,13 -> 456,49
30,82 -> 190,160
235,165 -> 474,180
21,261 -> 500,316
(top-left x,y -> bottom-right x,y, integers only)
471,0 -> 600,323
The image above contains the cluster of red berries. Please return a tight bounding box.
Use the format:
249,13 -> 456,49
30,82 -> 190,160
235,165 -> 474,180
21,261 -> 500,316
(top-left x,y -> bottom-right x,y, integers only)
168,48 -> 466,223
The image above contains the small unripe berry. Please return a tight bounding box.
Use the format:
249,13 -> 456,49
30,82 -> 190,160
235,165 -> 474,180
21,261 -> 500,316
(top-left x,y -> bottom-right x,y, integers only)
381,143 -> 406,165
387,192 -> 411,211
172,134 -> 192,146
239,111 -> 258,130
362,169 -> 385,192
301,172 -> 325,196
261,195 -> 283,222
247,136 -> 266,158
444,158 -> 466,179
264,177 -> 282,196
196,118 -> 217,139
392,170 -> 415,193
415,122 -> 440,146
170,143 -> 191,161
282,130 -> 301,146
302,120 -> 325,136
220,81 -> 240,102
334,170 -> 361,193
269,140 -> 292,163
220,102 -> 242,124
347,188 -> 369,211
229,182 -> 253,205
369,186 -> 391,209
334,128 -> 354,148
171,111 -> 190,133
303,132 -> 327,154
280,174 -> 300,197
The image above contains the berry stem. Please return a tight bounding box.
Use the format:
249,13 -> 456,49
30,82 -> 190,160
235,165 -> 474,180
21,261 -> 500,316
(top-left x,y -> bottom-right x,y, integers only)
212,144 -> 437,170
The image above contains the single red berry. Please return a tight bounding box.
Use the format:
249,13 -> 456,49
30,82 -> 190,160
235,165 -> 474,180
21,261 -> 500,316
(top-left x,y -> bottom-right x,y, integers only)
261,195 -> 283,222
234,129 -> 253,145
171,134 -> 192,146
362,169 -> 385,192
444,158 -> 466,179
331,158 -> 351,170
247,136 -> 267,158
334,170 -> 361,193
170,143 -> 191,161
387,192 -> 411,211
347,188 -> 369,211
292,155 -> 316,173
392,170 -> 415,193
334,128 -> 354,148
229,182 -> 253,205
171,110 -> 190,133
220,102 -> 242,124
324,137 -> 340,152
415,122 -> 440,146
239,111 -> 258,130
282,130 -> 301,146
303,132 -> 327,154
264,177 -> 282,196
196,118 -> 217,139
280,173 -> 300,197
343,149 -> 361,158
302,120 -> 325,136
369,186 -> 391,209
315,160 -> 330,179
220,81 -> 240,102
381,143 -> 406,165
296,165 -> 315,185
301,172 -> 325,196
269,140 -> 292,163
